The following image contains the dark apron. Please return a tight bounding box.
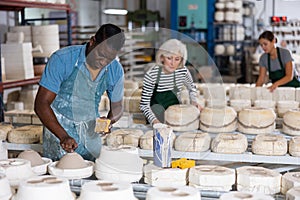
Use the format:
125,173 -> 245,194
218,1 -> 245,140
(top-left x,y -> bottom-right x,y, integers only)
268,47 -> 300,87
150,67 -> 179,123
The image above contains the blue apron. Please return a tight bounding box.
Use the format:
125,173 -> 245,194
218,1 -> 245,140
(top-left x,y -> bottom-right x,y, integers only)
43,57 -> 107,162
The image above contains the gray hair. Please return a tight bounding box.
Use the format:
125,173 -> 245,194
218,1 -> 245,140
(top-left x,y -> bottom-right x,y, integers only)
155,39 -> 187,68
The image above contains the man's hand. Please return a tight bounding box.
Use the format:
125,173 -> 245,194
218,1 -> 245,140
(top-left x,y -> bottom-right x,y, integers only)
95,117 -> 112,137
60,135 -> 78,152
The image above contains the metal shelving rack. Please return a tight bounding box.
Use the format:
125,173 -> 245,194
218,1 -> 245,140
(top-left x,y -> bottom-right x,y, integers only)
138,130 -> 300,166
0,0 -> 72,122
211,1 -> 256,83
139,148 -> 300,165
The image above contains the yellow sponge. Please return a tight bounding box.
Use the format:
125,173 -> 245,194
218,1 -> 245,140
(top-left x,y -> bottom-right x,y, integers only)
171,158 -> 195,169
95,118 -> 111,133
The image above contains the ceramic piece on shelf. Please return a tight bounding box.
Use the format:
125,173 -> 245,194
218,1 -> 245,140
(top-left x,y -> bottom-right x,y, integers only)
17,150 -> 52,175
0,173 -> 12,200
220,191 -> 274,200
78,180 -> 137,200
95,145 -> 143,183
215,2 -> 225,10
283,109 -> 300,136
0,159 -> 35,187
277,100 -> 299,118
226,44 -> 235,56
56,152 -> 87,169
214,44 -> 225,55
48,153 -> 94,179
215,11 -> 224,22
12,175 -> 75,200
18,150 -> 43,166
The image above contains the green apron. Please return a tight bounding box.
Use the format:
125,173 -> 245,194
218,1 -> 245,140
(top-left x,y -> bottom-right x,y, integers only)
268,47 -> 300,87
150,67 -> 179,123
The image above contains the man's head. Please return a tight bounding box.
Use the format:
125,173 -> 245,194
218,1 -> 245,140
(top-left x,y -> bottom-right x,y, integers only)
86,24 -> 125,69
94,23 -> 125,51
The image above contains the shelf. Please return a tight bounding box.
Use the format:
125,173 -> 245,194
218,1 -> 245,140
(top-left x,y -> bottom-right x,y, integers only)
214,40 -> 245,43
0,77 -> 40,93
213,22 -> 244,26
4,142 -> 42,153
0,0 -> 71,11
139,149 -> 300,166
0,1 -> 72,122
138,129 -> 300,166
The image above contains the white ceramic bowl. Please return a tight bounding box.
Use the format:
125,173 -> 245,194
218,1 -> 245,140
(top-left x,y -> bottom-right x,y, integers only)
78,180 -> 137,200
214,44 -> 225,55
0,173 -> 12,200
48,160 -> 94,180
0,159 -> 35,187
215,11 -> 224,22
94,146 -> 143,183
12,175 -> 75,200
215,2 -> 225,10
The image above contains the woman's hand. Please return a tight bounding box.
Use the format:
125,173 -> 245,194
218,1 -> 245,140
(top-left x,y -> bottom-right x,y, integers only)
267,83 -> 278,92
60,135 -> 78,153
191,101 -> 203,111
152,119 -> 161,125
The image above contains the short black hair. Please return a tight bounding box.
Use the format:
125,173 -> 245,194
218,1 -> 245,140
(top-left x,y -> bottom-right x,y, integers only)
95,23 -> 125,51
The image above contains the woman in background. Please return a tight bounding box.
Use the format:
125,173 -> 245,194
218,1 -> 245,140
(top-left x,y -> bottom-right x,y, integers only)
140,39 -> 202,125
256,30 -> 300,91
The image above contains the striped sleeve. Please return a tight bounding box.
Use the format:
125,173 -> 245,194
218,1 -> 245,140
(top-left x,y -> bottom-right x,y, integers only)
183,67 -> 198,103
140,67 -> 158,124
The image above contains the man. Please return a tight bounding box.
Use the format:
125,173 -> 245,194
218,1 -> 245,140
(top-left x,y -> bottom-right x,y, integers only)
34,24 -> 125,161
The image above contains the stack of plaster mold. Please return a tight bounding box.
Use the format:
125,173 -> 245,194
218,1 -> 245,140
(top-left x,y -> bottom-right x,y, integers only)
7,125 -> 43,144
236,166 -> 281,195
237,107 -> 276,134
211,133 -> 248,154
106,128 -> 144,148
174,131 -> 211,152
251,134 -> 287,156
188,165 -> 235,191
273,87 -> 298,117
289,136 -> 300,156
199,106 -> 237,133
251,87 -> 275,110
95,145 -> 143,183
281,172 -> 300,194
282,109 -> 300,136
202,84 -> 227,108
165,104 -> 200,132
139,130 -> 176,150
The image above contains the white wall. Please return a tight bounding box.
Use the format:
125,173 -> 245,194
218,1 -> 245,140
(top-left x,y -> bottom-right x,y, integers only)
77,0 -> 100,26
252,0 -> 300,30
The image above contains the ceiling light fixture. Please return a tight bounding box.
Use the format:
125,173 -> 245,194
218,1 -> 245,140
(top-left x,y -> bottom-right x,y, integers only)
103,8 -> 128,15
